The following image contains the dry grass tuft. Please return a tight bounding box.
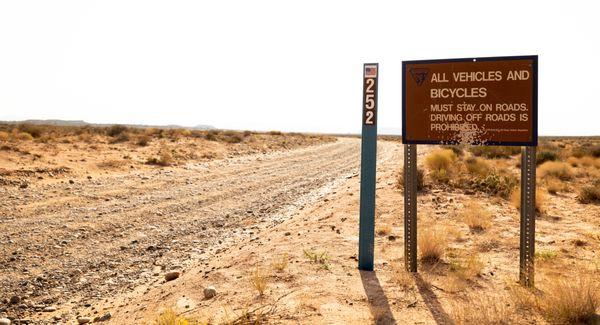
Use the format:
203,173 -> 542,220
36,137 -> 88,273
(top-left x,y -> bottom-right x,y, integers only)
449,252 -> 484,281
469,145 -> 521,159
376,223 -> 392,236
460,201 -> 492,232
450,294 -> 513,324
249,266 -> 269,297
304,249 -> 330,270
538,275 -> 600,324
510,188 -> 546,215
545,176 -> 568,194
271,253 -> 289,273
425,149 -> 456,182
538,161 -> 574,180
464,156 -> 492,177
396,167 -> 425,191
578,181 -> 600,204
418,227 -> 447,264
155,308 -> 203,325
147,148 -> 174,166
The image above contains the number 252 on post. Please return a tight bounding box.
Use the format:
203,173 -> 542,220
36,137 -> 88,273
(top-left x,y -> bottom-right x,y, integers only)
363,64 -> 378,125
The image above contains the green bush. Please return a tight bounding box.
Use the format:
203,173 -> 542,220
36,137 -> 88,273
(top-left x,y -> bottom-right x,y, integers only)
469,146 -> 521,159
537,150 -> 559,165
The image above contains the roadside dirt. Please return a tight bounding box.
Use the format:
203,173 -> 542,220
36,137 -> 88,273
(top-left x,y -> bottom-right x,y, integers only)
1,136 -> 599,324
0,137 -> 364,323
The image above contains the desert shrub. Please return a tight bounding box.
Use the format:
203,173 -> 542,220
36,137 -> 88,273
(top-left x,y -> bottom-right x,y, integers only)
464,157 -> 492,177
578,181 -> 600,204
396,167 -> 425,191
510,188 -> 546,215
268,130 -> 282,135
107,124 -> 128,137
16,132 -> 33,141
146,148 -> 174,166
222,131 -> 243,144
136,134 -> 151,146
441,145 -> 464,156
579,156 -> 595,167
109,133 -> 129,143
243,130 -> 253,137
567,156 -> 580,167
17,124 -> 43,138
425,149 -> 456,171
572,144 -> 600,158
545,176 -> 568,194
418,227 -> 446,263
205,130 -> 219,141
470,171 -> 518,199
0,131 -> 9,141
461,201 -> 492,232
536,150 -> 559,165
469,146 -> 521,159
538,275 -> 599,324
538,161 -> 573,180
426,149 -> 457,184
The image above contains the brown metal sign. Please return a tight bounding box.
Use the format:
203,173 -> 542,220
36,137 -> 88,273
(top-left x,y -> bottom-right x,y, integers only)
402,56 -> 537,146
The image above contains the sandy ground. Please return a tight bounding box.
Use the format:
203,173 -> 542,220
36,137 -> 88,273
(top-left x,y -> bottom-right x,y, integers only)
1,137 -> 599,324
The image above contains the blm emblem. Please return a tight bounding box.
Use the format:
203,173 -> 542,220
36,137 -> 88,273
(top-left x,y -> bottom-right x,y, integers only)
409,68 -> 429,86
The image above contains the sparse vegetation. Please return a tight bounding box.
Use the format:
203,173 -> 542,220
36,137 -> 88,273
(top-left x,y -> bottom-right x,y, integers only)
545,176 -> 568,194
155,308 -> 200,325
449,253 -> 484,281
304,249 -> 330,270
249,266 -> 269,296
536,150 -> 559,165
535,250 -> 558,262
538,275 -> 600,324
464,156 -> 491,177
418,227 -> 446,263
451,295 -> 513,325
469,145 -> 520,159
376,223 -> 392,236
425,149 -> 456,183
396,167 -> 425,191
460,201 -> 492,232
510,188 -> 546,215
146,148 -> 174,166
578,180 -> 600,204
271,253 -> 289,272
538,161 -> 574,180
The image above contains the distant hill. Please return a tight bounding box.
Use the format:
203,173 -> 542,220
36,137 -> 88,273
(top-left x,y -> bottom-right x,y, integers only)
0,119 -> 215,130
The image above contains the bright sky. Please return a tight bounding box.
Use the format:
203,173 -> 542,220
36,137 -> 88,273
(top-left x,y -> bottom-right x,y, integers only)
1,1 -> 599,135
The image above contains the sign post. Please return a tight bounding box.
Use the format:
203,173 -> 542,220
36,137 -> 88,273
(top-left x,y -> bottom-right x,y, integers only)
404,144 -> 417,272
358,63 -> 378,271
520,146 -> 536,287
402,56 -> 538,284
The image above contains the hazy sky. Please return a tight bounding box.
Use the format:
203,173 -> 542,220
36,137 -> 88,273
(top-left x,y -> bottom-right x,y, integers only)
1,1 -> 599,135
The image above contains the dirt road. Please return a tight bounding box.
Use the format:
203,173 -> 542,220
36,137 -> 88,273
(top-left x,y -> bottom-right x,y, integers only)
0,138 -> 396,322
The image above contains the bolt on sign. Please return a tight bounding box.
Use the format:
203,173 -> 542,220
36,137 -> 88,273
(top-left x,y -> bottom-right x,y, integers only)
403,56 -> 538,146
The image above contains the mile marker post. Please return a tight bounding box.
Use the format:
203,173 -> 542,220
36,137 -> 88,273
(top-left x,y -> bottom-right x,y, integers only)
358,63 -> 378,271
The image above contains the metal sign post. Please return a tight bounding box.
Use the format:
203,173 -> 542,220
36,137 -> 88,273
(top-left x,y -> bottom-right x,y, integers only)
404,144 -> 417,272
358,63 -> 378,271
520,146 -> 536,287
